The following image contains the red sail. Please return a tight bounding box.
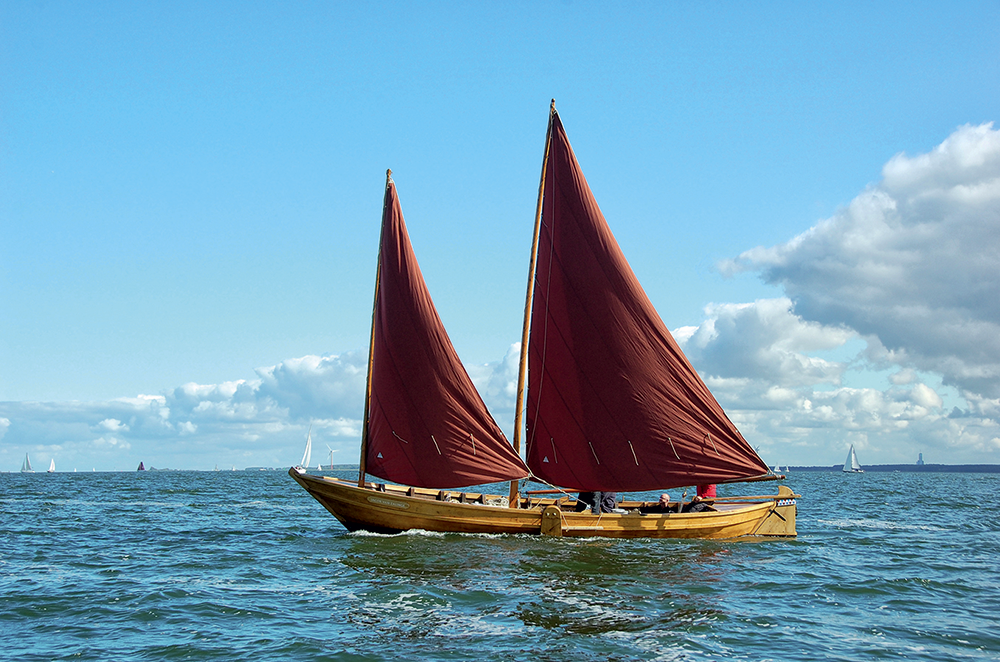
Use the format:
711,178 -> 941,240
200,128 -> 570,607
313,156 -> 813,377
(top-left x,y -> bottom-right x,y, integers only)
525,112 -> 769,491
365,178 -> 529,489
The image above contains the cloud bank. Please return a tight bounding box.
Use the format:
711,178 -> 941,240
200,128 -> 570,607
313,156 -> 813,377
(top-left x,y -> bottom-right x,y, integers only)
0,348 -> 521,472
709,123 -> 1000,462
722,123 -> 1000,399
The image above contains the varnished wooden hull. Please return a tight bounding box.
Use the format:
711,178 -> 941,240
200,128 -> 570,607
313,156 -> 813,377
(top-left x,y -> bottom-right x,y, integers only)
289,469 -> 797,539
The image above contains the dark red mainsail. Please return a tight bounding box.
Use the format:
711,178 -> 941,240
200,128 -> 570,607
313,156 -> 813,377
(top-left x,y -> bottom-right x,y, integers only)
364,176 -> 529,489
524,111 -> 769,491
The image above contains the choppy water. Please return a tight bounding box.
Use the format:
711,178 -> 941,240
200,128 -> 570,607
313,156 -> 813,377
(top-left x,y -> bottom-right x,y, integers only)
1,469 -> 998,661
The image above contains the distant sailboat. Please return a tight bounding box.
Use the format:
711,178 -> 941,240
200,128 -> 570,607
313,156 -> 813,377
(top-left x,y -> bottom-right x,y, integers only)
843,445 -> 864,473
294,427 -> 312,475
21,453 -> 34,473
48,458 -> 56,473
137,462 -> 146,471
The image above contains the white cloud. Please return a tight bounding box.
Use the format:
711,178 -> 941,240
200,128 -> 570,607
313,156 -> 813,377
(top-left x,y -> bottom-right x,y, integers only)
467,342 -> 522,434
255,351 -> 368,421
678,298 -> 853,388
0,352 -> 370,471
96,418 -> 129,433
722,123 -> 1000,401
671,295 -> 994,464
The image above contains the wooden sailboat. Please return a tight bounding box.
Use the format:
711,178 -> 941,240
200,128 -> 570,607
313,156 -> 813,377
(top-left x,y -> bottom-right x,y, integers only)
290,104 -> 797,538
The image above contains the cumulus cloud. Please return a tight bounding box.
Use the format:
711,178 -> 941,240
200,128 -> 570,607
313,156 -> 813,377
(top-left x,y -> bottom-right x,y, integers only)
702,124 -> 1000,463
467,343 -> 522,435
678,298 -> 852,388
667,297 -> 998,463
0,352 -> 371,471
255,351 -> 368,421
722,123 -> 1000,400
96,418 -> 129,433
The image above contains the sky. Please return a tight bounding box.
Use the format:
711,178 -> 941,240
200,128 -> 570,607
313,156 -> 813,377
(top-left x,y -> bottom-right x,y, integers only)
2,1 -> 999,472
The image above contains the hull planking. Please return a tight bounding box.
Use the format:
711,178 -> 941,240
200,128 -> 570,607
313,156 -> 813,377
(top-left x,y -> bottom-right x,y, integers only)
289,469 -> 797,539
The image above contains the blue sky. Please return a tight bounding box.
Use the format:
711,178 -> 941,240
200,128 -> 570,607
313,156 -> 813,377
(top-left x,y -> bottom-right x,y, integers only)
2,1 -> 999,471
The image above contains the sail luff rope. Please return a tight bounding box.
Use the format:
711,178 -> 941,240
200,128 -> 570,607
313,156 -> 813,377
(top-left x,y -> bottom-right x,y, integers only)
510,99 -> 556,508
358,169 -> 392,487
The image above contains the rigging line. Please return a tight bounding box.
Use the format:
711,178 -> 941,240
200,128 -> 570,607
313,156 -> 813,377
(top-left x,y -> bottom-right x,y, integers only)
525,217 -> 558,457
523,470 -> 579,530
627,440 -> 639,466
706,432 -> 720,456
516,102 -> 555,463
524,470 -> 576,501
668,437 -> 680,460
431,435 -> 442,456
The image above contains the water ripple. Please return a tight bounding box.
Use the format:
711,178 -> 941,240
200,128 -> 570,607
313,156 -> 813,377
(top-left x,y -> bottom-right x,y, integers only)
1,470 -> 998,660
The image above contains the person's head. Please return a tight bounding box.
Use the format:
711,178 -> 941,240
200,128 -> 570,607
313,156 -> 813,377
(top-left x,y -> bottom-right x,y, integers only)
658,493 -> 670,506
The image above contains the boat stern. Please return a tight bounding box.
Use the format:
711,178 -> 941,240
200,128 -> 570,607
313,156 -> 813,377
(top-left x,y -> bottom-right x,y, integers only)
751,485 -> 798,537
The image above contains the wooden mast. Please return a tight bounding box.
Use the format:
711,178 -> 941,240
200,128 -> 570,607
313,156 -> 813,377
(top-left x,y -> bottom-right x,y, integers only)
358,169 -> 391,487
509,100 -> 556,507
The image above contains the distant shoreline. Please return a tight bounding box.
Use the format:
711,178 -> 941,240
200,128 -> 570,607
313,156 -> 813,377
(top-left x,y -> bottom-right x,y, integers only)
785,464 -> 1000,473
278,463 -> 1000,474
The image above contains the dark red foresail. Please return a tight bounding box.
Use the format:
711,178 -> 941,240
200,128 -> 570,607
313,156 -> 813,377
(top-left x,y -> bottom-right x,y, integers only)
525,112 -> 769,491
365,178 -> 529,489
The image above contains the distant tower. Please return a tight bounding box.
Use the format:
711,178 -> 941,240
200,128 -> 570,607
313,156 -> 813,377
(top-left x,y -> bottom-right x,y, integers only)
917,453 -> 924,466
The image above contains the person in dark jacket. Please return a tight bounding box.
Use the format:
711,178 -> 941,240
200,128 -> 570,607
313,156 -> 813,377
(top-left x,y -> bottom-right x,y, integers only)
682,484 -> 717,513
640,493 -> 678,513
574,491 -> 619,513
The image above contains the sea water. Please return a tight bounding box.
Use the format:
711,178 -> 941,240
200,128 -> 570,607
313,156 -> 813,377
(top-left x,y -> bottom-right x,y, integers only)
1,470 -> 997,661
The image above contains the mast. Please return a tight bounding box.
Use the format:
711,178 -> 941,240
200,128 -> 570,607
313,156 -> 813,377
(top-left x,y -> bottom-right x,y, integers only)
509,100 -> 556,507
358,169 -> 391,487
